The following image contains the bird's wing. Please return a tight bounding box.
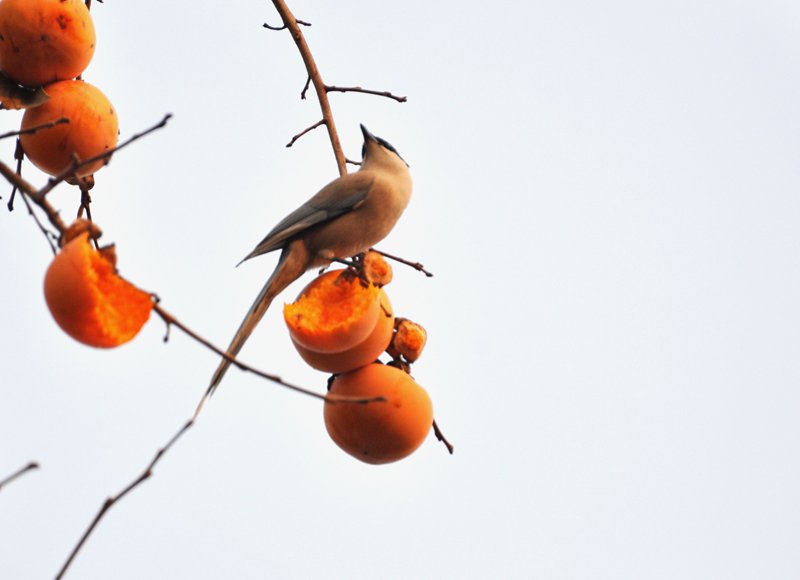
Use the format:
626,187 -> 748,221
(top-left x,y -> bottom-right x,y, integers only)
239,172 -> 374,264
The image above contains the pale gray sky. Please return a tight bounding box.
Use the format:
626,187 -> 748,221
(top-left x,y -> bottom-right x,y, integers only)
2,1 -> 800,578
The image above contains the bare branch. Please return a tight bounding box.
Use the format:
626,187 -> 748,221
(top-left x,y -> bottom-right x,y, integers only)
432,420 -> 454,455
55,420 -> 193,580
300,75 -> 312,100
263,18 -> 310,31
371,248 -> 434,277
151,303 -> 386,417
0,117 -> 69,141
271,0 -> 347,175
55,297 -> 385,578
34,113 -> 172,201
0,461 -> 39,492
325,85 -> 407,103
286,119 -> 325,148
17,190 -> 60,254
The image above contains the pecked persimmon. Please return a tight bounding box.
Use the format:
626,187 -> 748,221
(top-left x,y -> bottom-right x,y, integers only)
284,269 -> 395,373
20,79 -> 118,177
44,231 -> 152,348
0,0 -> 96,88
325,363 -> 433,464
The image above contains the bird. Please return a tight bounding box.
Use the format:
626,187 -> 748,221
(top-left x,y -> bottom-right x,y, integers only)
207,124 -> 412,395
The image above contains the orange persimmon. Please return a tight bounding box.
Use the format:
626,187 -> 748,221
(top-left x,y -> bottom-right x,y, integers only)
0,0 -> 96,88
20,79 -> 118,177
44,232 -> 152,348
284,269 -> 394,373
325,363 -> 433,464
390,318 -> 427,363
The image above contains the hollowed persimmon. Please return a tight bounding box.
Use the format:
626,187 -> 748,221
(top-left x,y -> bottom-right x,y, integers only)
284,269 -> 394,373
20,79 -> 118,177
324,363 -> 433,464
0,0 -> 96,88
44,232 -> 152,348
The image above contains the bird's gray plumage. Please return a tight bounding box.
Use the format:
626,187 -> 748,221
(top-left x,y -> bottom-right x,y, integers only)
208,125 -> 412,395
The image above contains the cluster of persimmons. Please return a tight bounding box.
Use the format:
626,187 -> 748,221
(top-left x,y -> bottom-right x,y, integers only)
1,0 -> 438,464
284,253 -> 433,463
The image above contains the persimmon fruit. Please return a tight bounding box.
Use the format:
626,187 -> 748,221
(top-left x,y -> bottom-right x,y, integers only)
389,319 -> 427,363
325,364 -> 433,464
0,0 -> 96,88
284,269 -> 395,373
44,232 -> 153,348
20,79 -> 118,177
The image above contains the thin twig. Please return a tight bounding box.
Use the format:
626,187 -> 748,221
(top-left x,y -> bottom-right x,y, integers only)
372,248 -> 433,277
151,303 -> 386,419
55,298 -> 387,578
286,119 -> 325,148
0,117 -> 69,140
18,190 -> 60,254
432,420 -> 454,455
33,113 -> 172,201
0,461 -> 39,492
263,18 -> 310,30
271,0 -> 346,175
5,139 -> 23,209
55,420 -> 193,580
300,75 -> 312,100
325,85 -> 407,103
0,158 -> 69,238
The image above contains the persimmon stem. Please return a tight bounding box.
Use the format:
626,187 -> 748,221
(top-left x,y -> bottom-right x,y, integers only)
432,419 -> 454,454
0,461 -> 39,492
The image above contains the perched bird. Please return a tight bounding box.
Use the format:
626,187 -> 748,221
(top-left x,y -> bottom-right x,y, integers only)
208,124 -> 412,395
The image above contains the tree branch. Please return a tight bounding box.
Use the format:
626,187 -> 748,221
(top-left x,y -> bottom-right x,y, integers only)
151,303 -> 386,419
33,113 -> 172,202
325,85 -> 407,103
371,248 -> 434,277
286,119 -> 325,148
0,117 -> 69,141
55,300 -> 386,579
0,461 -> 39,492
55,420 -> 193,580
270,0 -> 346,176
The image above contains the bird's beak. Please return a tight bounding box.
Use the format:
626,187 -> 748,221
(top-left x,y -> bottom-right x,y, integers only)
360,124 -> 377,143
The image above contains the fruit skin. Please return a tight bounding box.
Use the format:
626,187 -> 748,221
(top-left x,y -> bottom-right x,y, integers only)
44,232 -> 152,348
285,270 -> 385,354
325,364 -> 433,464
20,80 -> 118,177
288,286 -> 394,374
0,0 -> 96,88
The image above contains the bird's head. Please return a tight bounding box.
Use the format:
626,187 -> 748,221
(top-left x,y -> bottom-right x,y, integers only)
360,124 -> 409,170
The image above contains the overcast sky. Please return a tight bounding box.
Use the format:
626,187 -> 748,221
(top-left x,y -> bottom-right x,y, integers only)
2,1 -> 800,578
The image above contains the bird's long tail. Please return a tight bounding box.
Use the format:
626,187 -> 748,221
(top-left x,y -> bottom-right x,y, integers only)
207,243 -> 308,396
